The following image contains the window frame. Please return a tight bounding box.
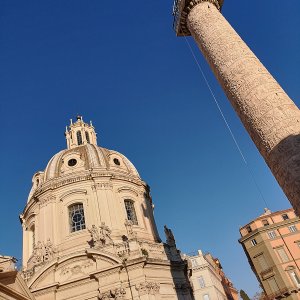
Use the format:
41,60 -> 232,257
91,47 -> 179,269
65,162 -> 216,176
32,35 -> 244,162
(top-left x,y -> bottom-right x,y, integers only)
251,239 -> 258,246
124,199 -> 138,225
268,231 -> 277,239
77,131 -> 83,145
85,131 -> 90,144
203,294 -> 210,300
288,225 -> 297,233
282,214 -> 289,220
289,271 -> 300,287
197,275 -> 205,288
262,219 -> 269,226
68,203 -> 86,233
276,247 -> 289,263
246,225 -> 252,233
191,258 -> 198,267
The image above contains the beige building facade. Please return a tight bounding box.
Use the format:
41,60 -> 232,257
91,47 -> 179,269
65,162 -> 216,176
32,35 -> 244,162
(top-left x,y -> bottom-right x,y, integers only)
239,208 -> 300,299
0,255 -> 35,300
185,250 -> 237,300
20,116 -> 192,300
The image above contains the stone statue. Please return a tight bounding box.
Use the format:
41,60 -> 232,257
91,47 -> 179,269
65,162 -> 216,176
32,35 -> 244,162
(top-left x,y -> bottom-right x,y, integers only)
32,239 -> 56,265
164,225 -> 176,247
45,238 -> 54,260
32,241 -> 43,263
99,222 -> 112,244
89,225 -> 100,244
98,288 -> 125,300
89,223 -> 112,248
124,219 -> 136,239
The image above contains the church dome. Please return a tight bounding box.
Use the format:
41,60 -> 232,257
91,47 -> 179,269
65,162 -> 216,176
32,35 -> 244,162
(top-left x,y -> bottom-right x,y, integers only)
27,116 -> 140,202
43,144 -> 140,181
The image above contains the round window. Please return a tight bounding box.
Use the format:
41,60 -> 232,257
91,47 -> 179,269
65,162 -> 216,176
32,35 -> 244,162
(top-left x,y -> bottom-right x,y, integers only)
113,158 -> 120,166
72,211 -> 83,223
68,159 -> 77,167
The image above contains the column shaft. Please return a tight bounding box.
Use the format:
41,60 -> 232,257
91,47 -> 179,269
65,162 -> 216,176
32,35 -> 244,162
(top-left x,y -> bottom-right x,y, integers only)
186,2 -> 300,214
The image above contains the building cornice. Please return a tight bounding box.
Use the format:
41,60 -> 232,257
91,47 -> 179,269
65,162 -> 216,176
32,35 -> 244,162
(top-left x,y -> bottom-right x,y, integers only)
239,218 -> 300,243
23,171 -> 144,214
173,0 -> 223,36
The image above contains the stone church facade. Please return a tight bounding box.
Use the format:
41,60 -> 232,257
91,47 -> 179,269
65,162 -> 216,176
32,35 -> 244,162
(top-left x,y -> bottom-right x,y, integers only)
20,116 -> 192,300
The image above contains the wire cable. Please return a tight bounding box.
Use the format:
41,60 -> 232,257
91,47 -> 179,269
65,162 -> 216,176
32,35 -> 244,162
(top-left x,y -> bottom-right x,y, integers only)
182,34 -> 269,208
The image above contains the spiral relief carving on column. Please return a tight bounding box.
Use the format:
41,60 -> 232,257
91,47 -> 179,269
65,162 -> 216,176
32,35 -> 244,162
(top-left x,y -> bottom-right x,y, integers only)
175,1 -> 300,214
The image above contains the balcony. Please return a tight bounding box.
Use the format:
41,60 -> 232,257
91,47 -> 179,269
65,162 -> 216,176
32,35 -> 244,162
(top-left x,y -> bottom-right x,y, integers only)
267,286 -> 298,299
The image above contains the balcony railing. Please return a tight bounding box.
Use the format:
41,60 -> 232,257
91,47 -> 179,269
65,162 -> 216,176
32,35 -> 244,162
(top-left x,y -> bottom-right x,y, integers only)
267,286 -> 298,299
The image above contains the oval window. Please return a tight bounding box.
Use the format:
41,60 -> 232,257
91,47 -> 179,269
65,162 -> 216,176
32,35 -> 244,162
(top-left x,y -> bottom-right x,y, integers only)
113,158 -> 120,166
68,159 -> 77,167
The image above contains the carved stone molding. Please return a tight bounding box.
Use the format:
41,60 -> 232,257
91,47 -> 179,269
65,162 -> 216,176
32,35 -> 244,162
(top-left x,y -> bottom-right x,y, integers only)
31,239 -> 57,266
124,220 -> 137,240
40,195 -> 56,207
92,182 -> 113,190
23,239 -> 57,281
117,186 -> 139,196
60,189 -> 87,201
114,241 -> 130,259
173,0 -> 222,36
59,260 -> 93,277
28,171 -> 143,202
98,288 -> 126,300
135,281 -> 160,295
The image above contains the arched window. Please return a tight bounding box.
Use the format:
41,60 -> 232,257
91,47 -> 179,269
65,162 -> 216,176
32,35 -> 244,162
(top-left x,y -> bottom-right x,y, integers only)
85,131 -> 90,144
124,200 -> 138,225
69,203 -> 86,232
77,131 -> 83,145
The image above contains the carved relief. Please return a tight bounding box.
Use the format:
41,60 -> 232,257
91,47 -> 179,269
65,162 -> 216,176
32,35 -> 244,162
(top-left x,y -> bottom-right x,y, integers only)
138,241 -> 166,260
184,3 -> 300,214
114,236 -> 130,259
92,182 -> 113,190
39,195 -> 55,207
124,220 -> 137,239
98,288 -> 126,300
135,282 -> 160,295
60,260 -> 93,277
31,239 -> 57,266
89,223 -> 112,248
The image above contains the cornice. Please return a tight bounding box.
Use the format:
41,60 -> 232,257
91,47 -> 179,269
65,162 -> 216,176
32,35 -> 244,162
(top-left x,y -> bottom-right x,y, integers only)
239,218 -> 300,243
60,189 -> 87,201
24,171 -> 144,210
0,281 -> 34,300
173,0 -> 223,36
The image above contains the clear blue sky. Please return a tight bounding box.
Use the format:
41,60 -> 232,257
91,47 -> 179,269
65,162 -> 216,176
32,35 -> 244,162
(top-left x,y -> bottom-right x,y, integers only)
1,1 -> 299,297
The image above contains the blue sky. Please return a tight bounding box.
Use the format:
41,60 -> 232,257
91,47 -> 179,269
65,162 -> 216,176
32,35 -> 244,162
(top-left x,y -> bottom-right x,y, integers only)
1,1 -> 300,297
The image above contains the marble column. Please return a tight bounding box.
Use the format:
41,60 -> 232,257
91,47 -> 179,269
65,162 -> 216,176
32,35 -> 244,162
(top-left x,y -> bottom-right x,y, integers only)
174,0 -> 300,214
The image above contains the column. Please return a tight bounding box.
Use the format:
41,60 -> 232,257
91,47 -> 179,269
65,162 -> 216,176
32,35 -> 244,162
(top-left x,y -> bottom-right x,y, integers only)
175,0 -> 300,214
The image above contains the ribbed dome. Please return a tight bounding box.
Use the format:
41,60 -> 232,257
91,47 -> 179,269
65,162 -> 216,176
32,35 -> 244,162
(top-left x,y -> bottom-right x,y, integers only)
43,144 -> 140,182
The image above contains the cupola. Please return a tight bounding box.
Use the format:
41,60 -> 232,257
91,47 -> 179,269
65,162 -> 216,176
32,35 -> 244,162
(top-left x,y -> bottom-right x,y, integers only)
65,115 -> 97,149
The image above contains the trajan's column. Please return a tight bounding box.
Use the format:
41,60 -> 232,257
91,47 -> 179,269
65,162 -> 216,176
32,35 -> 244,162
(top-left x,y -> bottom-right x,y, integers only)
173,0 -> 300,215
